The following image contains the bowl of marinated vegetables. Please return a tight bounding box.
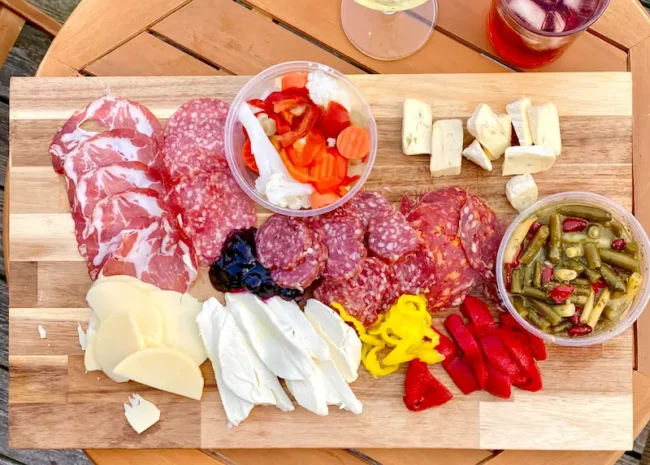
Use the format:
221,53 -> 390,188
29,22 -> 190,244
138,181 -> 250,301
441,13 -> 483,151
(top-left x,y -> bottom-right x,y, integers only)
497,192 -> 650,346
224,61 -> 377,216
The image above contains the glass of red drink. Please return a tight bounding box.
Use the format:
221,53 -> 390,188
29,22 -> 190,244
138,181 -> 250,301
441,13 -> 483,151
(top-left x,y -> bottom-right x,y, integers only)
488,0 -> 610,68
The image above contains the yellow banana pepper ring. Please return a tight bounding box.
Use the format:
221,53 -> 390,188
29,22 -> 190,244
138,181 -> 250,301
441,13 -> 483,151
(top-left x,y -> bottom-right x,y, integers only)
363,345 -> 399,378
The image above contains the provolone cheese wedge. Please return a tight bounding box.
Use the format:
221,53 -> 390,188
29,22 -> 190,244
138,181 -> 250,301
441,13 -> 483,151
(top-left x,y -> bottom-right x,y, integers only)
94,275 -> 160,292
94,313 -> 146,382
124,394 -> 160,434
152,290 -> 207,366
143,335 -> 164,348
87,280 -> 163,342
114,347 -> 204,400
84,331 -> 101,372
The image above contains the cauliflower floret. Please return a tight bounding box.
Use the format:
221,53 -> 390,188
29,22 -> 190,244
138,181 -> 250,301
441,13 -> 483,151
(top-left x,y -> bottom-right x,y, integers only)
265,173 -> 313,210
256,113 -> 277,136
306,71 -> 351,112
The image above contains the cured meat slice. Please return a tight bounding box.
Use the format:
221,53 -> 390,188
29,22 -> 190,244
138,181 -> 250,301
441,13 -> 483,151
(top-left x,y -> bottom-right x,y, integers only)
256,214 -> 312,270
173,170 -> 256,265
459,194 -> 503,279
101,220 -> 198,292
342,191 -> 394,230
63,129 -> 165,190
164,98 -> 230,161
423,231 -> 477,312
314,257 -> 390,326
271,233 -> 327,290
82,188 -> 170,276
165,146 -> 227,182
72,161 -> 165,224
392,245 -> 437,297
419,186 -> 469,208
406,188 -> 470,237
50,96 -> 163,173
367,211 -> 419,263
315,214 -> 366,281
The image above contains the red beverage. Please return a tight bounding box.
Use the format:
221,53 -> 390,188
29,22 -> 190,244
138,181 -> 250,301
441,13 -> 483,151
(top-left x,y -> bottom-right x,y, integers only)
488,0 -> 610,68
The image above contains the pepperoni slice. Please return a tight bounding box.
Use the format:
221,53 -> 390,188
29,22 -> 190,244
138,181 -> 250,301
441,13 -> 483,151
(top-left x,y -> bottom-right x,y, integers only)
314,214 -> 366,281
342,191 -> 394,230
392,245 -> 437,297
271,233 -> 327,290
459,194 -> 503,280
256,215 -> 313,270
165,146 -> 228,182
367,211 -> 419,263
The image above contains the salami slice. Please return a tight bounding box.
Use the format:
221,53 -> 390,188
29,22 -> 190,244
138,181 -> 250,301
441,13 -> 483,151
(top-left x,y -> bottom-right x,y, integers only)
164,98 -> 230,161
419,186 -> 469,208
392,245 -> 437,297
271,233 -> 327,290
423,231 -> 477,312
406,187 -> 469,237
315,214 -> 366,281
342,191 -> 394,230
165,146 -> 227,182
314,257 -> 390,326
50,96 -> 163,174
256,215 -> 312,270
459,194 -> 503,280
367,211 -> 419,263
173,170 -> 256,265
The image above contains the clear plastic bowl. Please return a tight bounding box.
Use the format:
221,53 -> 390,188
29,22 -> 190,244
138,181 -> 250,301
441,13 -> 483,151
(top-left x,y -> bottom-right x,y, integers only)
224,61 -> 377,217
496,192 -> 650,347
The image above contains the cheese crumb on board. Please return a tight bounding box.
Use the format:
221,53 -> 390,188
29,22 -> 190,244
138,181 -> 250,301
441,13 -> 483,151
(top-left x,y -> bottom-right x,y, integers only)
502,146 -> 556,176
402,99 -> 433,155
462,140 -> 492,171
430,119 -> 463,178
38,325 -> 46,339
124,394 -> 160,434
528,102 -> 562,156
506,97 -> 533,146
506,174 -> 538,212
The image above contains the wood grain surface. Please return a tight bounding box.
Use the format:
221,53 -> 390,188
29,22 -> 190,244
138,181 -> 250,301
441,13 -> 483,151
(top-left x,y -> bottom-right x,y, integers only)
7,73 -> 634,450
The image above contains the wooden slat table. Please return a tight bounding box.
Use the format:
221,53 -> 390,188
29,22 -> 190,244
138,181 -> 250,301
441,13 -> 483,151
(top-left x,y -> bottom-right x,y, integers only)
7,0 -> 650,463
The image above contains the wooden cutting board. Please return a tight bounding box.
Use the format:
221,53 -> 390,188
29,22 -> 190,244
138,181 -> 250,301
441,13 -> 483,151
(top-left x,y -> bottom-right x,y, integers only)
7,73 -> 634,451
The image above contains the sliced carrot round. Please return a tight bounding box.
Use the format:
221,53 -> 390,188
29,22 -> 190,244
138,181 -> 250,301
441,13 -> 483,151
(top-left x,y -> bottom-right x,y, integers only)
279,148 -> 312,184
281,72 -> 308,91
336,126 -> 371,160
311,191 -> 340,209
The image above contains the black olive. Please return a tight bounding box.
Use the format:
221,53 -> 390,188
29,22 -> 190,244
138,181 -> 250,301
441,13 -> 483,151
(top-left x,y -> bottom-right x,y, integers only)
277,286 -> 303,301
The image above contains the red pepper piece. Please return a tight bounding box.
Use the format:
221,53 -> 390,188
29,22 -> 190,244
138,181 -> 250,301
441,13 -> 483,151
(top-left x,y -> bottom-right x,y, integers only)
548,284 -> 574,304
432,326 -> 458,360
541,264 -> 554,284
445,314 -> 481,360
277,104 -> 320,148
468,354 -> 488,390
247,98 -> 267,110
562,217 -> 589,232
526,221 -> 543,240
485,366 -> 512,399
568,324 -> 593,337
497,328 -> 543,391
269,112 -> 290,135
569,305 -> 583,325
592,280 -> 608,293
479,334 -> 522,384
465,322 -> 479,340
505,266 -> 513,290
611,238 -> 626,251
442,356 -> 480,395
497,313 -> 547,361
264,89 -> 309,111
317,101 -> 351,138
511,243 -> 524,268
403,359 -> 453,411
460,296 -> 496,337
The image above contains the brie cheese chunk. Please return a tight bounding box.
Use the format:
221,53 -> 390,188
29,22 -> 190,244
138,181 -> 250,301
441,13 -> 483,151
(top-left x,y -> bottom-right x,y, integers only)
197,298 -> 254,427
225,292 -> 314,381
430,119 -> 463,178
124,394 -> 160,434
506,174 -> 539,212
266,297 -> 330,361
462,140 -> 492,171
467,104 -> 510,159
527,102 -> 562,156
506,97 -> 533,146
402,99 -> 433,155
304,299 -> 361,383
502,146 -> 556,176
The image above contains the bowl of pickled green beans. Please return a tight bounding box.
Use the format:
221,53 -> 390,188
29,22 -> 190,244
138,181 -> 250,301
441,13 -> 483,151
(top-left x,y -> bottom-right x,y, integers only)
496,192 -> 650,347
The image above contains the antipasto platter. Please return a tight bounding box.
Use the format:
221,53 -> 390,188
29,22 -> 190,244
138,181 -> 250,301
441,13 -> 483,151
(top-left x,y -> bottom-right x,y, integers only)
8,70 -> 638,450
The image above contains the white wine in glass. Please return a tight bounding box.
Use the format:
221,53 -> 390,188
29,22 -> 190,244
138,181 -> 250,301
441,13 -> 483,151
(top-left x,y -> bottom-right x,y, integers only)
341,0 -> 438,61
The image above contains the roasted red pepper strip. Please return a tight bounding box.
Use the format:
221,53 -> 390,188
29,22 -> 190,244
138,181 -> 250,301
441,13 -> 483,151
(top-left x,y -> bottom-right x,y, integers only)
497,328 -> 543,391
498,313 -> 547,361
460,296 -> 496,337
445,314 -> 481,360
479,334 -> 524,385
511,243 -> 524,268
485,366 -> 512,399
269,112 -> 291,135
548,284 -> 574,304
403,359 -> 453,411
469,354 -> 488,390
277,104 -> 320,148
526,221 -> 543,240
317,101 -> 351,138
264,88 -> 309,108
562,217 -> 589,232
541,264 -> 554,284
432,326 -> 458,360
442,356 -> 480,395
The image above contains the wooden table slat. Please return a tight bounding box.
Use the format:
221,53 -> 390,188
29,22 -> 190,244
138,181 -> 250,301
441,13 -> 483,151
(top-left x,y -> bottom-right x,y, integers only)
358,448 -> 494,465
84,31 -> 226,77
0,5 -> 25,67
0,0 -> 62,36
591,0 -> 650,50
